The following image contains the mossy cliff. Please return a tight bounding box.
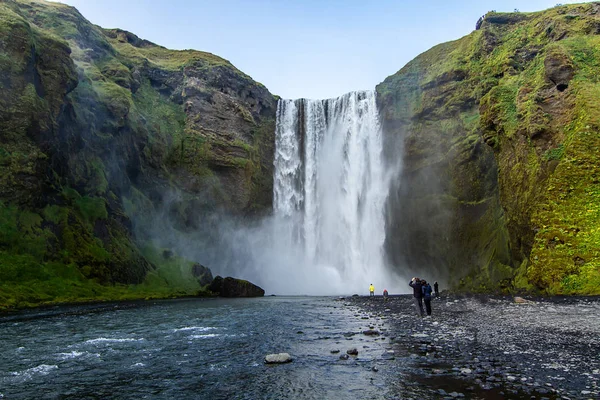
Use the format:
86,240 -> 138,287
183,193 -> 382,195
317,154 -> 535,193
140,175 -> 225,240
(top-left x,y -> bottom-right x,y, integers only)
377,3 -> 600,295
0,0 -> 276,309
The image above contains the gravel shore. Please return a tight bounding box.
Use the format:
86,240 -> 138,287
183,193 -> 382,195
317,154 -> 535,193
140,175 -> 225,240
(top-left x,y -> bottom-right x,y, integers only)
343,294 -> 600,400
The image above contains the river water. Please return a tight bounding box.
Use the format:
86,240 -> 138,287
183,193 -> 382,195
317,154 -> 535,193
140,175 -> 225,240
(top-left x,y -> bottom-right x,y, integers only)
0,297 -> 401,400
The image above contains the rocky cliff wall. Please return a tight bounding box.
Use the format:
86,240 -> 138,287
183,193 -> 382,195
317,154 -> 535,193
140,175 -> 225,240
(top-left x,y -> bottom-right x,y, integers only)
377,3 -> 600,295
0,0 -> 277,307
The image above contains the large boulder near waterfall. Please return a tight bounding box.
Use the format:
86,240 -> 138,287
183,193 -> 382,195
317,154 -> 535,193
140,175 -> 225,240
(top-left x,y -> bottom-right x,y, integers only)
208,276 -> 265,297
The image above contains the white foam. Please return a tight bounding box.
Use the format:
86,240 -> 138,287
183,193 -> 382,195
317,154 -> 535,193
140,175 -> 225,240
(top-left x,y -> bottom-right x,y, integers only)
10,364 -> 58,381
57,351 -> 84,359
189,334 -> 219,339
85,337 -> 144,344
172,326 -> 216,332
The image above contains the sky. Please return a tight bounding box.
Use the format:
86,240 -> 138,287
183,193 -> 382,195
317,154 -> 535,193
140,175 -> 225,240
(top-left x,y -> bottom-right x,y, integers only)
58,0 -> 589,99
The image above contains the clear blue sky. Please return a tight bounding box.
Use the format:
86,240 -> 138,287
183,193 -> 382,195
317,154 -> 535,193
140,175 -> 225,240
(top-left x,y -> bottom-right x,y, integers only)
58,0 -> 588,99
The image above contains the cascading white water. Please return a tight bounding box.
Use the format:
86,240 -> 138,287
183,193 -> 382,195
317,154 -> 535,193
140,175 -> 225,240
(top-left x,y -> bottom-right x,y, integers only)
272,90 -> 394,294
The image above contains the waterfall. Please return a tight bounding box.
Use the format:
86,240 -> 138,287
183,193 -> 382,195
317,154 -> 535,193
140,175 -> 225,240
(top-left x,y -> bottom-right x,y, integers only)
272,90 -> 393,294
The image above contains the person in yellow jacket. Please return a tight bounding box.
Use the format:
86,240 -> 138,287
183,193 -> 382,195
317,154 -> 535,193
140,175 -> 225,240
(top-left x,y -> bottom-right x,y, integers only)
369,284 -> 375,297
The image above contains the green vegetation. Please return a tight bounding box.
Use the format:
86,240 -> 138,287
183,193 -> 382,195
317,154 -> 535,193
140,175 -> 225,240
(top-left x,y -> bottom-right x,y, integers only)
378,2 -> 600,295
0,0 -> 277,310
0,197 -> 209,310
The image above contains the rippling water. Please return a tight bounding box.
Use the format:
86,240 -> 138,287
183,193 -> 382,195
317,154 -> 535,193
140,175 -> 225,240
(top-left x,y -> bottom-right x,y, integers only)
0,297 -> 399,399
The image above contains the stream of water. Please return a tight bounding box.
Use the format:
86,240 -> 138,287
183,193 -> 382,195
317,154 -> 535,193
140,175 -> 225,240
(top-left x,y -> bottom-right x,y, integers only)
0,297 -> 399,400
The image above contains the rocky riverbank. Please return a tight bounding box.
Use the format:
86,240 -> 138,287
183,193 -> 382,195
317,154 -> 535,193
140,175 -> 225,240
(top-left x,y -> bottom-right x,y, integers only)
342,294 -> 599,400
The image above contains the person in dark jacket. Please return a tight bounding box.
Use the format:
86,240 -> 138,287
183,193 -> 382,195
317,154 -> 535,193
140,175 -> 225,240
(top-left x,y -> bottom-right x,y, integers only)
434,281 -> 439,298
421,280 -> 433,316
409,277 -> 424,317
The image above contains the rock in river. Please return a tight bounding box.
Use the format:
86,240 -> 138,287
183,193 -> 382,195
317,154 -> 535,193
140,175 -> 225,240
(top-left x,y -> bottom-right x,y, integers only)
264,353 -> 292,364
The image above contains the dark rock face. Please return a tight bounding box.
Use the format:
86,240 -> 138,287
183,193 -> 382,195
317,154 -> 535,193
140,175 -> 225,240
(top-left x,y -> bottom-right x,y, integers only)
208,275 -> 265,297
191,264 -> 213,287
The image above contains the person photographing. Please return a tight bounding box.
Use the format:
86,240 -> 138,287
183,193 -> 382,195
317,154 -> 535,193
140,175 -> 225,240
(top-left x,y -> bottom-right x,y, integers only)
409,277 -> 424,317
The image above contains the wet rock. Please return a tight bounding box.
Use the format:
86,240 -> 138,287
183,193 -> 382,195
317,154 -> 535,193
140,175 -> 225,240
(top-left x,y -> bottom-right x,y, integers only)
264,353 -> 292,364
330,349 -> 340,354
346,348 -> 358,356
208,276 -> 265,297
339,354 -> 349,360
363,329 -> 380,336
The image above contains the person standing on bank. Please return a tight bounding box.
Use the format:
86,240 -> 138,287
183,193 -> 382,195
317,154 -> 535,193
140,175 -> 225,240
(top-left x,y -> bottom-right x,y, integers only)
369,283 -> 375,297
421,280 -> 433,316
434,281 -> 439,298
383,289 -> 389,301
409,277 -> 424,317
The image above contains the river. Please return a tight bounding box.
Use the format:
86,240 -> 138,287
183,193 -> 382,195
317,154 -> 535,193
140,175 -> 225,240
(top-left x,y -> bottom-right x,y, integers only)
0,296 -> 400,400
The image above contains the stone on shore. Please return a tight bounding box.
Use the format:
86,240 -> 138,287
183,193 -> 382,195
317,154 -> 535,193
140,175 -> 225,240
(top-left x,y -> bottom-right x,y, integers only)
264,353 -> 292,364
514,296 -> 532,304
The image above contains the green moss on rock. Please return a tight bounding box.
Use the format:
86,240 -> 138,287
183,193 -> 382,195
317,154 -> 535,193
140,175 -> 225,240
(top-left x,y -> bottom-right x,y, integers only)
378,3 -> 600,295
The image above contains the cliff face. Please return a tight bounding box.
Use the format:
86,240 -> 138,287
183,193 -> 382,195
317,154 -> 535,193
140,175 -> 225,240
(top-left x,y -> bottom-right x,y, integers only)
378,3 -> 600,294
0,0 -> 277,307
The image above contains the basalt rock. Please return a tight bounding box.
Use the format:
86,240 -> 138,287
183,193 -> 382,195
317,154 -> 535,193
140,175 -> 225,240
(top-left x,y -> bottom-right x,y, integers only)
208,275 -> 265,297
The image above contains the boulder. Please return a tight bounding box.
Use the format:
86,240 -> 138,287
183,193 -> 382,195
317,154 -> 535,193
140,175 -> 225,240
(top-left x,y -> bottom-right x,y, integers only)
346,348 -> 358,356
191,263 -> 213,287
264,353 -> 292,364
208,275 -> 265,297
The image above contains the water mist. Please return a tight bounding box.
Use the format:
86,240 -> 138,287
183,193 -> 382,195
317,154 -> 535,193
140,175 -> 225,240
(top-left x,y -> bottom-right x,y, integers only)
146,91 -> 400,295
